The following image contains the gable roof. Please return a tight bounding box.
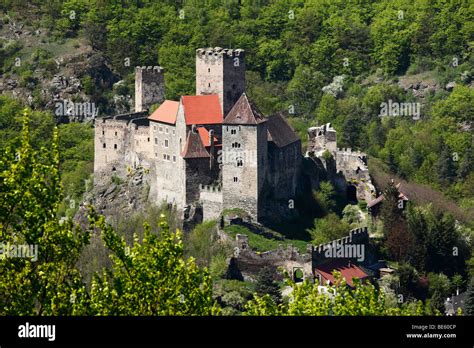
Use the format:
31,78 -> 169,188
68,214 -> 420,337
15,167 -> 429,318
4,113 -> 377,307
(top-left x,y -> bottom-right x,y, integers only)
315,259 -> 369,287
181,129 -> 210,159
181,95 -> 223,125
224,93 -> 267,125
148,100 -> 179,124
367,183 -> 409,208
197,127 -> 218,147
267,113 -> 300,148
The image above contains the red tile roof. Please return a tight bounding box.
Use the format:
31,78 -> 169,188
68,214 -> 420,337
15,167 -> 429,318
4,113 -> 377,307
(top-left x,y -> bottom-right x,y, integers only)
315,259 -> 369,287
181,129 -> 210,159
197,127 -> 218,147
181,95 -> 223,125
148,100 -> 179,124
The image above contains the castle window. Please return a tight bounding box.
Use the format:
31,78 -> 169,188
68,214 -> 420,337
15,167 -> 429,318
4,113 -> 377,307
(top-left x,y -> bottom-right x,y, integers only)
233,177 -> 238,182
165,128 -> 169,134
155,138 -> 158,144
173,155 -> 176,162
237,159 -> 243,167
115,131 -> 117,136
103,143 -> 106,148
231,129 -> 236,135
155,153 -> 158,157
208,83 -> 210,87
163,154 -> 166,160
166,154 -> 170,160
208,68 -> 210,73
172,129 -> 175,135
232,84 -> 236,89
159,127 -> 163,133
164,139 -> 169,148
114,144 -> 117,149
102,130 -> 105,135
147,137 -> 150,142
154,126 -> 156,130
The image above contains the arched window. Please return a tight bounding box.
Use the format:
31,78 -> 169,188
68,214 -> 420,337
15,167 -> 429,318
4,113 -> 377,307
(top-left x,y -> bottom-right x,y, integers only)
236,158 -> 243,167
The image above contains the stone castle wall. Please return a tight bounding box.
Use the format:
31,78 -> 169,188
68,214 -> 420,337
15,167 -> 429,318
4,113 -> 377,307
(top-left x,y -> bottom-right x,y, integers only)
200,184 -> 223,221
267,140 -> 302,200
311,227 -> 369,262
222,123 -> 268,222
231,234 -> 313,281
94,112 -> 149,174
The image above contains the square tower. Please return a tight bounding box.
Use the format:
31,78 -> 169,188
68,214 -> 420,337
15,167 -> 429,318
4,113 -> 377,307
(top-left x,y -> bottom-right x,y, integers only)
196,47 -> 245,117
135,66 -> 165,112
222,93 -> 267,222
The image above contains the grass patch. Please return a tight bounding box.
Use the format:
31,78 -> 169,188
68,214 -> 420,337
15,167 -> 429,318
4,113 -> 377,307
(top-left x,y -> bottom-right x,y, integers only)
224,224 -> 308,253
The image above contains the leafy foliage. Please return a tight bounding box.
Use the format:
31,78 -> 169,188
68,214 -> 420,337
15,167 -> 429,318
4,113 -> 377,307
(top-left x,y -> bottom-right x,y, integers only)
245,273 -> 426,316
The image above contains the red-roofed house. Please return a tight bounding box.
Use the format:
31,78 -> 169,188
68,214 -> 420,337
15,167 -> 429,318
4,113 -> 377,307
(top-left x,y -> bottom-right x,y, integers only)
314,259 -> 370,288
367,182 -> 409,217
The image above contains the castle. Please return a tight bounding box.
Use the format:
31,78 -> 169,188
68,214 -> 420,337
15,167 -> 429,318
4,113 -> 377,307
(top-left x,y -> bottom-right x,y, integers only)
307,123 -> 375,202
94,47 -> 302,223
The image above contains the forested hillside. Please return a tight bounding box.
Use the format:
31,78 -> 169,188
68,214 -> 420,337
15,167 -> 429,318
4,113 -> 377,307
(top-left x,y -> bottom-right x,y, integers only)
0,0 -> 473,317
1,0 -> 472,205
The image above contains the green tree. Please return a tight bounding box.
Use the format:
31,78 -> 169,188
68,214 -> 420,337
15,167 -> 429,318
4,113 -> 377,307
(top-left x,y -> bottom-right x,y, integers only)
255,266 -> 281,304
380,180 -> 403,236
88,211 -> 220,315
465,277 -> 474,316
435,145 -> 456,185
308,213 -> 350,245
0,109 -> 91,315
245,273 -> 426,316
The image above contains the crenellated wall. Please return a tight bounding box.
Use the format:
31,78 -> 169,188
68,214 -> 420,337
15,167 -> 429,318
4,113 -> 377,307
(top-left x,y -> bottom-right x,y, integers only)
232,234 -> 313,281
199,184 -> 223,221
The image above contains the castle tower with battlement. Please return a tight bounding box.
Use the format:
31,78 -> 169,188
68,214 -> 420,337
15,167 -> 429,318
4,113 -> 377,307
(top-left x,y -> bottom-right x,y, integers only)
196,47 -> 245,116
135,66 -> 165,112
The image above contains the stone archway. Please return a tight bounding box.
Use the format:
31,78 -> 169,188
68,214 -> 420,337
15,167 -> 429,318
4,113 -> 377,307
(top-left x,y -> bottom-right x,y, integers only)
347,184 -> 358,203
293,268 -> 304,283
